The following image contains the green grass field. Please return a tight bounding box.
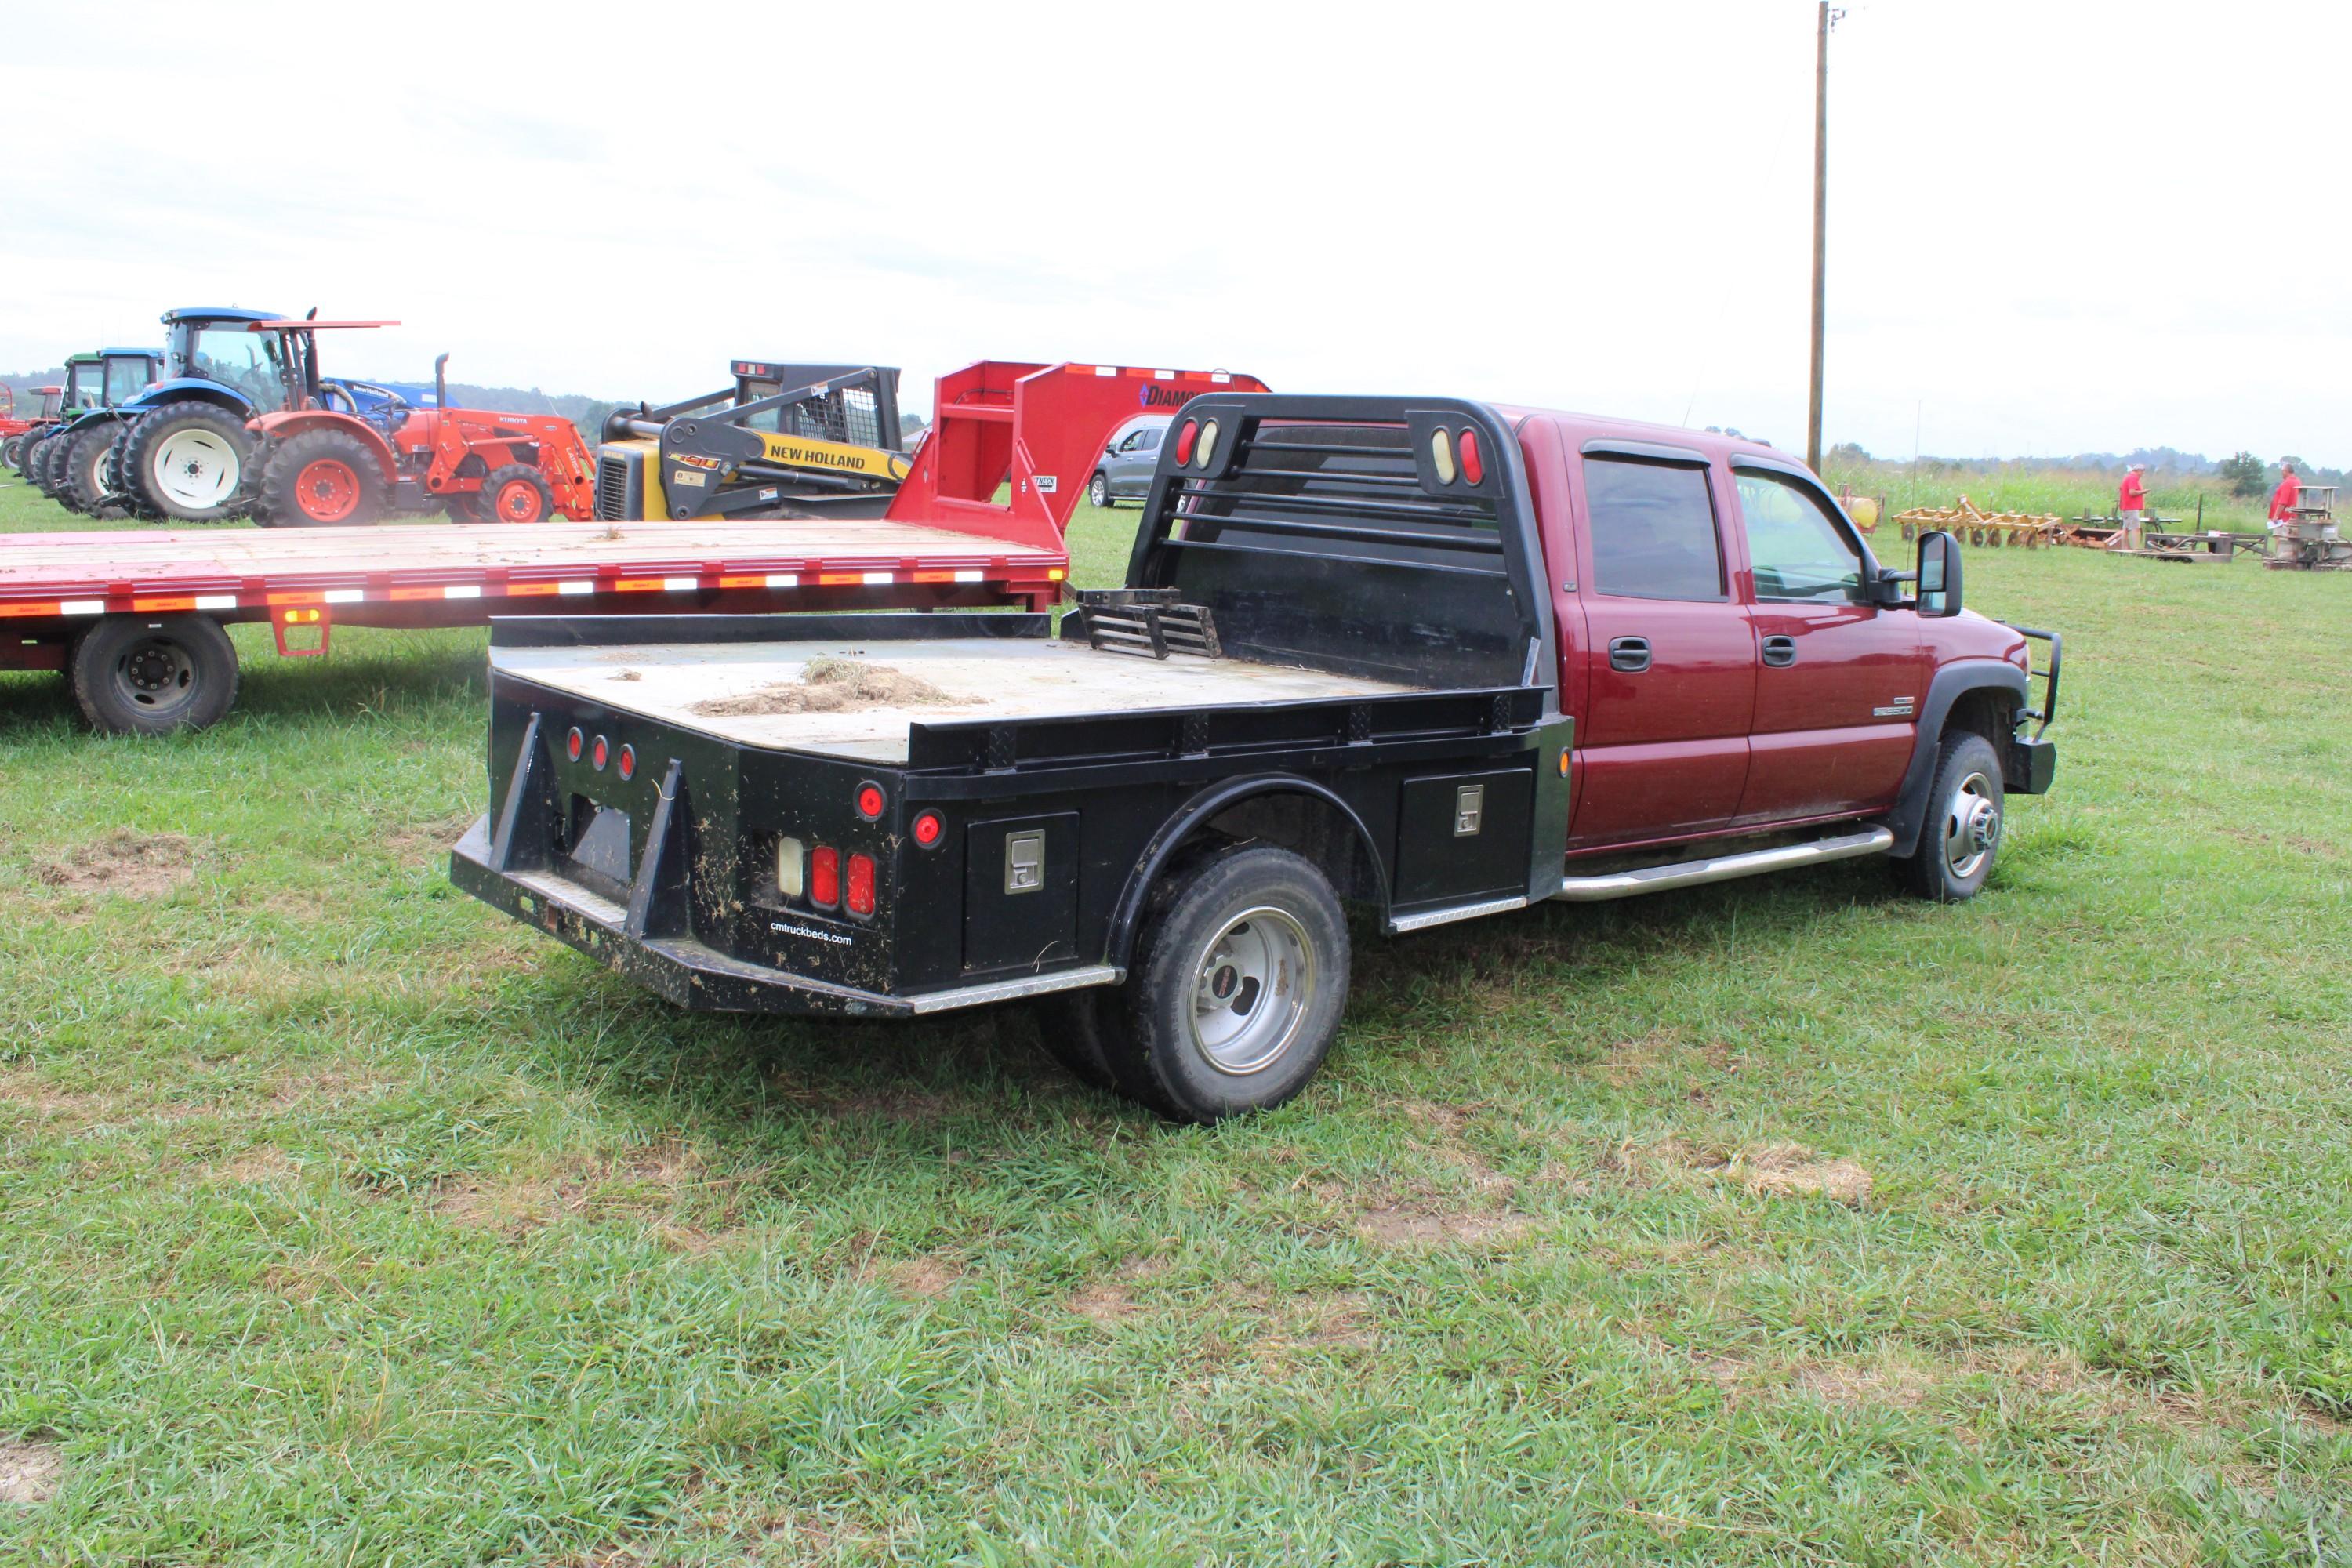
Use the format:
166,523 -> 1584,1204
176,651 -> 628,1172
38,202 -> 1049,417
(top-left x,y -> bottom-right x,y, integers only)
2,475 -> 2347,1566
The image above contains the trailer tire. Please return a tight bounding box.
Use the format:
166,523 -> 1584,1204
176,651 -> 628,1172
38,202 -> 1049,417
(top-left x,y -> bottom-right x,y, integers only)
480,463 -> 555,524
68,614 -> 239,735
1088,470 -> 1112,509
1109,845 -> 1349,1123
60,423 -> 129,517
253,428 -> 388,527
1893,729 -> 2005,903
122,404 -> 253,521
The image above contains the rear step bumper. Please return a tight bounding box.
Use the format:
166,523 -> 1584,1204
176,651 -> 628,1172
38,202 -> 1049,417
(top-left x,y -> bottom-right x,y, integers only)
1553,826 -> 1894,902
448,818 -> 1118,1018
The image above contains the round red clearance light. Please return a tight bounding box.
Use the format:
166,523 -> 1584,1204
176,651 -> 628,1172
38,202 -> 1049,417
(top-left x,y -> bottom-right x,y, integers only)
617,744 -> 636,782
565,727 -> 583,761
912,811 -> 944,848
855,782 -> 885,820
590,735 -> 609,771
1458,427 -> 1484,486
1174,419 -> 1198,466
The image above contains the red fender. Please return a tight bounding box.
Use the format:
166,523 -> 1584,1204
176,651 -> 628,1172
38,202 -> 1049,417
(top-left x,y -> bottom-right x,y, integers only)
247,409 -> 402,485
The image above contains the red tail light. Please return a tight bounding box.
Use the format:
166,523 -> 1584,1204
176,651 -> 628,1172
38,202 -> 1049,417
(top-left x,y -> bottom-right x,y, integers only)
912,811 -> 943,848
855,782 -> 885,819
590,735 -> 609,771
845,852 -> 877,916
809,845 -> 840,908
1458,427 -> 1483,486
1174,419 -> 1198,465
565,727 -> 583,761
616,744 -> 636,781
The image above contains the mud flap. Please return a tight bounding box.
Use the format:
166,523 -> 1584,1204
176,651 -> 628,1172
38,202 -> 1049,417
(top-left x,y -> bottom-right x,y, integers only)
624,758 -> 693,940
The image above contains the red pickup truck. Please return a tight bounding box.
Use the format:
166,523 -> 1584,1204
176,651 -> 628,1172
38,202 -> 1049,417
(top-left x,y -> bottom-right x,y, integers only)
453,394 -> 2059,1122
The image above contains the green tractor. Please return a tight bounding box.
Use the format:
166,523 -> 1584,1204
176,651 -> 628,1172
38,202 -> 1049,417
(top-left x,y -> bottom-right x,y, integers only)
19,353 -> 106,489
27,347 -> 164,514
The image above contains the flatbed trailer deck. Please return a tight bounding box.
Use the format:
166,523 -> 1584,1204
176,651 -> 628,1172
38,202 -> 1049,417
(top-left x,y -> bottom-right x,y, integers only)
1,359 -> 1261,733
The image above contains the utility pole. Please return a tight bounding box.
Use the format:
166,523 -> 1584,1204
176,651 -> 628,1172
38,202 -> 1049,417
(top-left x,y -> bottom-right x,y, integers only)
1807,4 -> 1840,474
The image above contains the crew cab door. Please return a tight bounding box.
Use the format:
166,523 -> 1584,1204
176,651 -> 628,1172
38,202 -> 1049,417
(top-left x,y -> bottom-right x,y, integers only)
1729,462 -> 1925,824
1565,446 -> 1756,846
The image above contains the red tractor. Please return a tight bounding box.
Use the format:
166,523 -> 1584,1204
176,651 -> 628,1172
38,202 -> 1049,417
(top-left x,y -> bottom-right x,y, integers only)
3,384 -> 65,471
243,324 -> 597,528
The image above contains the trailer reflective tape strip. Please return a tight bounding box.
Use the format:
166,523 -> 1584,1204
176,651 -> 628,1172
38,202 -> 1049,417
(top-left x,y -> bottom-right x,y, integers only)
614,578 -> 665,593
442,584 -> 482,599
0,601 -> 63,619
194,594 -> 238,610
663,576 -> 698,590
557,580 -> 594,596
911,569 -> 988,583
267,591 -> 325,607
131,597 -> 198,612
1153,369 -> 1176,379
60,600 -> 106,615
506,582 -> 561,597
861,571 -> 893,585
324,589 -> 365,604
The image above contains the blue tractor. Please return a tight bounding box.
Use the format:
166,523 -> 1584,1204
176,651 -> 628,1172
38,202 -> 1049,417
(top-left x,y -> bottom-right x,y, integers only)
94,307 -> 432,522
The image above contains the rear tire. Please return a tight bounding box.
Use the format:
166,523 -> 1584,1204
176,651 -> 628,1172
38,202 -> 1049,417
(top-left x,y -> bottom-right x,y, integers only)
15,430 -> 49,479
33,430 -> 71,496
1,434 -> 21,468
1895,730 -> 2005,902
1031,989 -> 1126,1092
479,463 -> 554,524
122,404 -> 254,521
252,428 -> 388,527
67,614 -> 240,735
60,422 -> 128,517
1088,470 -> 1112,509
1108,845 -> 1349,1123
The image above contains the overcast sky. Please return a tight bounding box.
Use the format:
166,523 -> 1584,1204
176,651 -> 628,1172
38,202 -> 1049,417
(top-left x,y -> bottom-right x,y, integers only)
5,1 -> 2344,466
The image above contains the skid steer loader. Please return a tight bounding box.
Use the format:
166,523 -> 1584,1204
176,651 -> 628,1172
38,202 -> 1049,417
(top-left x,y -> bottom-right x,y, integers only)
594,361 -> 910,521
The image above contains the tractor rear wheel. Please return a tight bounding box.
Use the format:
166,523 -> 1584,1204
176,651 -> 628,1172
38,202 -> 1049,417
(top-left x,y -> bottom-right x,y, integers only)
1,434 -> 20,469
122,405 -> 254,521
60,423 -> 129,517
37,430 -> 77,497
15,430 -> 51,479
479,463 -> 555,524
253,429 -> 390,528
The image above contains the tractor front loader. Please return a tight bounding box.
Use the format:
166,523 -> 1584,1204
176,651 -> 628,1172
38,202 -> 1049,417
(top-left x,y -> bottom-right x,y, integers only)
595,361 -> 910,521
249,351 -> 596,528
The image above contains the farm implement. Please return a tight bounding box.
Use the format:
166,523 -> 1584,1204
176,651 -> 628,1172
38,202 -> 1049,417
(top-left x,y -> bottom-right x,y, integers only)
596,361 -> 910,521
1894,497 -> 2065,547
2267,485 -> 2350,571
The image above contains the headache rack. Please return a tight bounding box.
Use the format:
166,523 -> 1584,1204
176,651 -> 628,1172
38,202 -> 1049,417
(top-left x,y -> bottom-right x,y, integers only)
1127,395 -> 1554,693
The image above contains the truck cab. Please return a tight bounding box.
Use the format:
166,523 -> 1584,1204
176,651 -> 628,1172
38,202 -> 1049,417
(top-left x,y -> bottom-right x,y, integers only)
454,392 -> 2057,1123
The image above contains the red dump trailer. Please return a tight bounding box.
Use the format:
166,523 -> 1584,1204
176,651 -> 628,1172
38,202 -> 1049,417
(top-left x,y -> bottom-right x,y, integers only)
0,360 -> 1264,733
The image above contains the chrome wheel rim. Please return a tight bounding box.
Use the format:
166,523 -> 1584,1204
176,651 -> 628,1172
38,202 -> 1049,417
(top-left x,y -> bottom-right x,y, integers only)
1187,905 -> 1316,1076
1942,768 -> 2000,880
152,428 -> 239,510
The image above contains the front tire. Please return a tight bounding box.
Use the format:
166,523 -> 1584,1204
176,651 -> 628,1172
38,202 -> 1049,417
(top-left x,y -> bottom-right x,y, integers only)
252,428 -> 388,527
33,430 -> 72,496
1896,730 -> 2005,902
1109,845 -> 1350,1123
122,405 -> 254,521
1088,470 -> 1112,509
67,614 -> 240,735
479,462 -> 554,524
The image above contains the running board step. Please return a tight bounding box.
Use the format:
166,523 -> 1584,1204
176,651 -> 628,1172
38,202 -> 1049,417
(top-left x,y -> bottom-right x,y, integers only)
1554,827 -> 1894,902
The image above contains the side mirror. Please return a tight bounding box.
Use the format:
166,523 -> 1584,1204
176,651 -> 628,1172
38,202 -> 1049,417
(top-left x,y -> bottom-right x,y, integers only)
1916,530 -> 1962,617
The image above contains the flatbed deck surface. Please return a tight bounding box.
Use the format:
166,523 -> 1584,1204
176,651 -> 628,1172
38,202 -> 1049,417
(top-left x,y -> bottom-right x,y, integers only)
0,519 -> 1060,594
491,637 -> 1418,763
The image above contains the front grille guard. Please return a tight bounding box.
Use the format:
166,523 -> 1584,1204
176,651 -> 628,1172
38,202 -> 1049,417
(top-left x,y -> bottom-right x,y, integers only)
2004,623 -> 2062,738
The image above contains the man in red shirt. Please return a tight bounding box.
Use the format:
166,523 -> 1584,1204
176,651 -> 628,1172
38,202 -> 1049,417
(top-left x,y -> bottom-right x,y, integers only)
2269,463 -> 2302,525
2117,463 -> 2147,548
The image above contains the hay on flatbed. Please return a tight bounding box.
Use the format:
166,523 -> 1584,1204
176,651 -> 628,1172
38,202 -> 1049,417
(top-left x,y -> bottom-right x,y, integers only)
687,657 -> 953,718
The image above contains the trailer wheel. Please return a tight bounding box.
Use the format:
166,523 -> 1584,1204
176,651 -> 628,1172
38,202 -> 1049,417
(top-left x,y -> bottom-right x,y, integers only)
68,614 -> 240,735
253,429 -> 387,527
60,423 -> 128,517
1110,845 -> 1350,1123
1088,470 -> 1112,509
122,405 -> 253,521
481,463 -> 555,524
1893,730 -> 2005,903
